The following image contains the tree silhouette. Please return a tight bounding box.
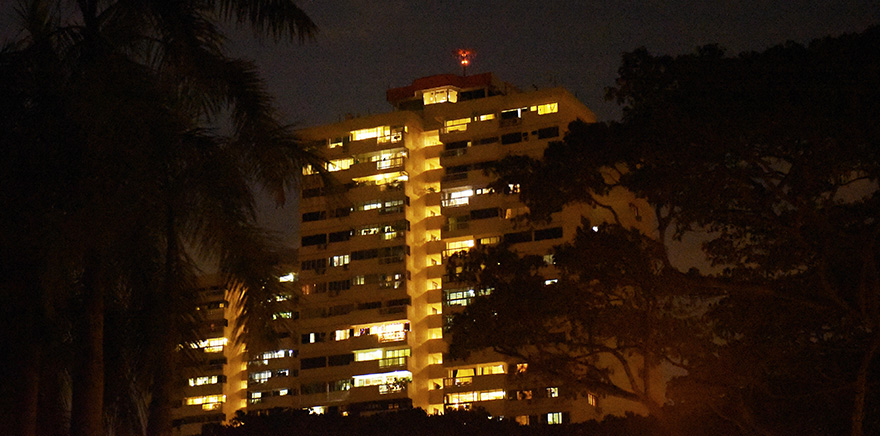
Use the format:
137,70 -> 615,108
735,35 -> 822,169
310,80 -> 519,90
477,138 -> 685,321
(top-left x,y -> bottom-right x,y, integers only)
0,1 -> 318,435
449,26 -> 880,436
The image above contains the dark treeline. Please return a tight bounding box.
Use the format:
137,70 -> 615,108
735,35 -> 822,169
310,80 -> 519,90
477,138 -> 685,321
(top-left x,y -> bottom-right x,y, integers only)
448,25 -> 880,436
203,408 -> 660,436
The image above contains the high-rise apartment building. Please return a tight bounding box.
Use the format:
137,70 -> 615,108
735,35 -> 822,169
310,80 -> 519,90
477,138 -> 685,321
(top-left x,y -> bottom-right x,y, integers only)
244,73 -> 625,423
172,277 -> 247,435
175,73 -> 652,434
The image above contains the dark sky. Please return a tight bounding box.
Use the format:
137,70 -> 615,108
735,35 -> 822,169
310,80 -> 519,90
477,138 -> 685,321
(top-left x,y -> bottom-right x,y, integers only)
2,1 -> 877,251
227,0 -> 878,126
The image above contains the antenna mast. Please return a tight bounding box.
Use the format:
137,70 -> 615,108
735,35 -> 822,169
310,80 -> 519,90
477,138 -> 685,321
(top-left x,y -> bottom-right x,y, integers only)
458,49 -> 473,76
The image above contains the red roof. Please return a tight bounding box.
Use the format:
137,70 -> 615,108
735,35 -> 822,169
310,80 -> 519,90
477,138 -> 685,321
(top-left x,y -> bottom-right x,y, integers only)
386,73 -> 495,104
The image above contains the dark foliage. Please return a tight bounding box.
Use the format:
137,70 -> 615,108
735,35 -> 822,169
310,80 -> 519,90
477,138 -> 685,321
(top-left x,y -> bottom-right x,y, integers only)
202,408 -> 662,436
449,25 -> 880,436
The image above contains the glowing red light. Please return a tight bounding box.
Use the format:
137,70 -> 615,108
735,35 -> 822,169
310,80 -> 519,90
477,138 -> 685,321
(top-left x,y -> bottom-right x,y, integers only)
457,49 -> 473,66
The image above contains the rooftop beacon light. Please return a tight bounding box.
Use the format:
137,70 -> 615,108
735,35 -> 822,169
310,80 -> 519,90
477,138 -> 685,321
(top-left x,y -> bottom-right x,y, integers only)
457,49 -> 473,76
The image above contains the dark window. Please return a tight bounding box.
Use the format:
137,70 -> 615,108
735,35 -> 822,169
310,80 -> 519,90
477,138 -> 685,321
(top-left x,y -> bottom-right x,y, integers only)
445,140 -> 469,150
328,230 -> 352,243
386,298 -> 411,307
447,164 -> 471,174
302,211 -> 326,222
301,233 -> 327,247
534,227 -> 563,241
328,280 -> 351,291
470,208 -> 500,220
475,136 -> 499,145
328,354 -> 354,366
504,231 -> 532,244
301,332 -> 326,344
331,207 -> 352,218
358,301 -> 382,310
300,381 -> 327,395
537,126 -> 560,139
328,304 -> 354,316
352,248 -> 378,261
501,110 -> 521,120
301,258 -> 327,271
300,356 -> 327,370
459,89 -> 486,101
501,132 -> 524,144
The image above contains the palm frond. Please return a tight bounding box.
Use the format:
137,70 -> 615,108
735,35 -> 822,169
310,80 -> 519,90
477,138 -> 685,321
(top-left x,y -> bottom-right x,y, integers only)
217,0 -> 317,42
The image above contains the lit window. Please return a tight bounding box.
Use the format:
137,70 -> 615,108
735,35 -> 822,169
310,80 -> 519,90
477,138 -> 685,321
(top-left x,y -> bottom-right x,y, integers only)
547,412 -> 563,425
329,137 -> 344,148
188,375 -> 219,386
355,349 -> 383,362
279,273 -> 297,282
587,393 -> 598,407
352,370 -> 412,388
250,371 -> 271,383
477,113 -> 495,121
272,311 -> 293,320
353,321 -> 409,342
361,201 -> 382,211
441,188 -> 474,207
352,171 -> 408,187
515,416 -> 530,426
260,349 -> 288,360
330,254 -> 350,267
423,131 -> 442,146
479,389 -> 506,401
547,387 -> 559,398
423,88 -> 458,105
186,395 -> 226,410
327,158 -> 353,172
444,239 -> 474,257
479,364 -> 505,375
194,337 -> 227,353
544,279 -> 558,285
334,329 -> 351,341
377,157 -> 403,170
351,126 -> 391,141
445,391 -> 477,405
537,103 -> 558,115
479,236 -> 500,245
505,206 -> 529,219
443,117 -> 470,133
475,187 -> 493,195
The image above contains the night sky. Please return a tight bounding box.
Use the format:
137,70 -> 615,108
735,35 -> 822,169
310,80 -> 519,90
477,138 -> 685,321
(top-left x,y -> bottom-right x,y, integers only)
225,0 -> 877,126
2,1 -> 877,250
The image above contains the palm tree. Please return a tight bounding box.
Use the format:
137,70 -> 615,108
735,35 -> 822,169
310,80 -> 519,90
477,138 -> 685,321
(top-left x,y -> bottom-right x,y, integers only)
1,1 -> 319,435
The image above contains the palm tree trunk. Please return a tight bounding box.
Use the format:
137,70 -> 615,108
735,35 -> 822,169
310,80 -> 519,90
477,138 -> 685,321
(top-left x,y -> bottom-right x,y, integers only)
70,262 -> 105,436
146,211 -> 181,436
851,332 -> 880,436
146,331 -> 176,436
20,342 -> 41,436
